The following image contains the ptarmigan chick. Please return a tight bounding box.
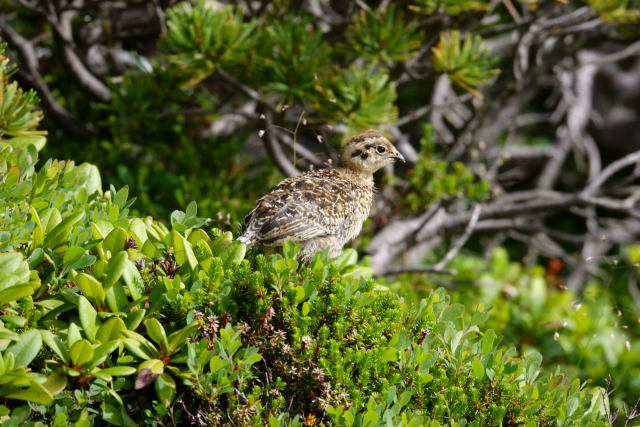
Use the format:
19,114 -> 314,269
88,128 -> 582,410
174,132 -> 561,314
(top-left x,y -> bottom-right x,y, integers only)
238,130 -> 405,261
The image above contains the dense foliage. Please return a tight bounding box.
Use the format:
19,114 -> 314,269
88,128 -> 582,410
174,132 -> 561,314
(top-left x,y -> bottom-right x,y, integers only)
0,142 -> 609,425
2,0 -> 640,424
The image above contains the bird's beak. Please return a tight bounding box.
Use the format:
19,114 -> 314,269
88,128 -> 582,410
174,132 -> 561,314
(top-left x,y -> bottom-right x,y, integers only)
393,151 -> 406,163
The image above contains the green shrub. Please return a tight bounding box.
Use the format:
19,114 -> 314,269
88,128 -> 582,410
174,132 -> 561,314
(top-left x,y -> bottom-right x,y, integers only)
387,246 -> 640,418
0,135 -> 609,423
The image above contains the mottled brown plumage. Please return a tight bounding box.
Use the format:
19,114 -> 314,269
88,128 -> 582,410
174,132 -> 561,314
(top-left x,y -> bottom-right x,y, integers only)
239,130 -> 404,261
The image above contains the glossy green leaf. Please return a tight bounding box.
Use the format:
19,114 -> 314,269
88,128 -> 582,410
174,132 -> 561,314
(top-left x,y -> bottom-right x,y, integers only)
0,252 -> 30,291
69,339 -> 94,367
105,281 -> 128,313
104,251 -> 128,288
43,211 -> 84,249
7,330 -> 42,367
167,320 -> 200,353
125,309 -> 146,331
78,296 -> 99,342
122,260 -> 144,300
172,231 -> 198,270
41,330 -> 70,365
96,317 -> 127,343
0,285 -> 34,305
144,318 -> 168,353
89,340 -> 120,368
103,228 -> 127,256
96,366 -> 137,377
63,246 -> 86,267
75,273 -> 105,306
5,381 -> 53,405
155,372 -> 176,407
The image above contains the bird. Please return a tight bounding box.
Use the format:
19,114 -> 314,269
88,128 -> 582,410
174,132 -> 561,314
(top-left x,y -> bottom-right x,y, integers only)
238,130 -> 405,262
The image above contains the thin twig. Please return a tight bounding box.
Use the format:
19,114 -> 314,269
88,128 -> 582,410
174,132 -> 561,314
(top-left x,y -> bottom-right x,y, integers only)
217,67 -> 277,112
502,0 -> 522,23
434,204 -> 482,270
582,150 -> 640,197
584,40 -> 640,65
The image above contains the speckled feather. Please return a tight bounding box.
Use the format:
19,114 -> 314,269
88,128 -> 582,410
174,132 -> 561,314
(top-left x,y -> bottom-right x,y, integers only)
239,130 -> 404,261
242,168 -> 372,242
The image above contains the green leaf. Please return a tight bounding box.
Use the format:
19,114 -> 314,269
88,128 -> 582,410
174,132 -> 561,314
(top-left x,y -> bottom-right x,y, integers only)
383,347 -> 397,362
185,201 -> 197,218
171,231 -> 198,270
210,231 -> 233,255
43,211 -> 84,249
78,296 -> 99,342
89,340 -> 120,367
481,329 -> 496,355
113,186 -> 129,209
67,322 -> 82,347
76,163 -> 102,195
186,229 -> 210,245
42,373 -> 67,396
472,358 -> 485,380
41,330 -> 70,365
104,251 -> 128,288
27,248 -> 45,269
566,394 -> 580,417
294,286 -> 306,303
75,273 -> 105,306
96,317 -> 127,343
155,372 -> 176,407
167,320 -> 200,353
63,246 -> 86,268
450,330 -> 464,355
144,318 -> 169,353
7,135 -> 46,151
525,350 -> 543,383
5,381 -> 53,405
105,281 -> 128,313
7,330 -> 42,367
301,301 -> 310,316
221,240 -> 246,266
121,331 -> 158,360
0,285 -> 34,305
441,304 -> 465,322
398,390 -> 412,408
103,228 -> 127,256
334,248 -> 358,271
96,366 -> 136,377
122,260 -> 144,300
125,309 -> 146,331
69,339 -> 94,367
0,252 -> 30,291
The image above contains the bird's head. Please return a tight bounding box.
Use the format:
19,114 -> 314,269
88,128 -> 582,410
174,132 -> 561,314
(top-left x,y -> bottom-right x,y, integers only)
340,130 -> 405,173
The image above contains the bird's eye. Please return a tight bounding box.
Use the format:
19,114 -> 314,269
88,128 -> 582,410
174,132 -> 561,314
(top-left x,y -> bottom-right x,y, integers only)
376,145 -> 386,154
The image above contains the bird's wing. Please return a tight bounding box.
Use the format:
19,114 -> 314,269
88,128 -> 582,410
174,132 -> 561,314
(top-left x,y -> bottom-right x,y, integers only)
243,172 -> 350,245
